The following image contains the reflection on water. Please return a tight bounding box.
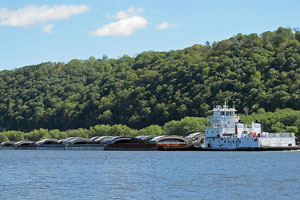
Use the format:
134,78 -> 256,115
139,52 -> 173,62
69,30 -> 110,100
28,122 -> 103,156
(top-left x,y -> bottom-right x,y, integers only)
0,151 -> 299,200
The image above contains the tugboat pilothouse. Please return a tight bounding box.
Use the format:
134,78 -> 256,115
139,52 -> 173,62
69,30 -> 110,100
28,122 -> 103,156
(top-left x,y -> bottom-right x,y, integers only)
204,103 -> 298,150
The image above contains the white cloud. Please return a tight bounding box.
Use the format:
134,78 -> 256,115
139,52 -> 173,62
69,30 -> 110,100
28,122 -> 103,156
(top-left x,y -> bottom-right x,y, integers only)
91,7 -> 148,37
156,22 -> 178,30
91,16 -> 147,36
0,5 -> 89,27
114,7 -> 144,19
43,24 -> 54,33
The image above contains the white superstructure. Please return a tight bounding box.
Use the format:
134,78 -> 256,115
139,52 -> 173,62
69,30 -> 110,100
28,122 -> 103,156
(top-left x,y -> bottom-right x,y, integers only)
203,103 -> 297,150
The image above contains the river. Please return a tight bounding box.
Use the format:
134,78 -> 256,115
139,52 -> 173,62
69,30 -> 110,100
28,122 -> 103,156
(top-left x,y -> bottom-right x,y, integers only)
0,150 -> 299,199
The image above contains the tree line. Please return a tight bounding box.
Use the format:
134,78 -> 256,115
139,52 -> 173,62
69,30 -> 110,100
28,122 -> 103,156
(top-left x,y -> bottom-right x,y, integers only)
0,108 -> 299,142
0,27 -> 300,134
0,117 -> 206,142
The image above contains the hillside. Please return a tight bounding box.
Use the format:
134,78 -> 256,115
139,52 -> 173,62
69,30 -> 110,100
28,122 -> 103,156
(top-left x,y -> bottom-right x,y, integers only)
1,27 -> 300,132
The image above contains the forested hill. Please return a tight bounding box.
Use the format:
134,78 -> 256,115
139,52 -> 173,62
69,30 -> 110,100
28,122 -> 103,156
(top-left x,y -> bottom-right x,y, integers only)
1,27 -> 300,132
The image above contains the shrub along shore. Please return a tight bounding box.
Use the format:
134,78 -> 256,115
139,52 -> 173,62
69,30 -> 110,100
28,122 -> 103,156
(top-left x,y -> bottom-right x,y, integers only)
0,108 -> 299,143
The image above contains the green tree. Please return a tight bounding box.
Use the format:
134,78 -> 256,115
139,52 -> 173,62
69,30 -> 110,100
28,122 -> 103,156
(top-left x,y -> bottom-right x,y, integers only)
0,133 -> 8,143
138,125 -> 163,136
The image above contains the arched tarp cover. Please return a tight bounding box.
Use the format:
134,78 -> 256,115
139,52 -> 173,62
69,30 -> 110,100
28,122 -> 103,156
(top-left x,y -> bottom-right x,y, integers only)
14,141 -> 35,147
67,138 -> 93,145
0,141 -> 15,147
112,137 -> 145,144
94,136 -> 113,143
99,136 -> 119,145
60,137 -> 84,144
135,135 -> 155,141
35,139 -> 60,145
149,136 -> 189,144
186,132 -> 203,139
186,132 -> 205,146
101,136 -> 145,145
90,136 -> 99,141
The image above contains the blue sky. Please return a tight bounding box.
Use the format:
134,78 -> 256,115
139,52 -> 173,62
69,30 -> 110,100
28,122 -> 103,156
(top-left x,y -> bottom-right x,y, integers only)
0,0 -> 300,70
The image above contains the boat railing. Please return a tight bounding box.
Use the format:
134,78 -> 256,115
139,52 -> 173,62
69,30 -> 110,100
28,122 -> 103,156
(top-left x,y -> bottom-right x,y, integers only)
264,132 -> 295,138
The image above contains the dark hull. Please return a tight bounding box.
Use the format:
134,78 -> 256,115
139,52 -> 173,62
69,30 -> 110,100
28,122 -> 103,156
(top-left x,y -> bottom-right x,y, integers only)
157,146 -> 201,151
105,143 -> 158,151
15,146 -> 37,150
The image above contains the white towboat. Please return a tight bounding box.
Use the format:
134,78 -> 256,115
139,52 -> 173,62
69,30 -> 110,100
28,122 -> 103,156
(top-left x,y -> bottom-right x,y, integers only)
201,103 -> 299,151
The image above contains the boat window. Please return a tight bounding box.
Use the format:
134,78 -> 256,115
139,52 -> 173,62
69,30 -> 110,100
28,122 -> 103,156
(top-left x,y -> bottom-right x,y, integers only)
224,140 -> 226,143
221,111 -> 225,116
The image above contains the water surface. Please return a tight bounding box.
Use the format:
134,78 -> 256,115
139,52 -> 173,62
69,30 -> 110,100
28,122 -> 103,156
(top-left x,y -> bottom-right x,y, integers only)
0,151 -> 299,199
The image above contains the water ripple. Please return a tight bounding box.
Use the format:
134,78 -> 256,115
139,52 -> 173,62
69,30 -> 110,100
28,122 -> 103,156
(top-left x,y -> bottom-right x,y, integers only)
0,151 -> 299,199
